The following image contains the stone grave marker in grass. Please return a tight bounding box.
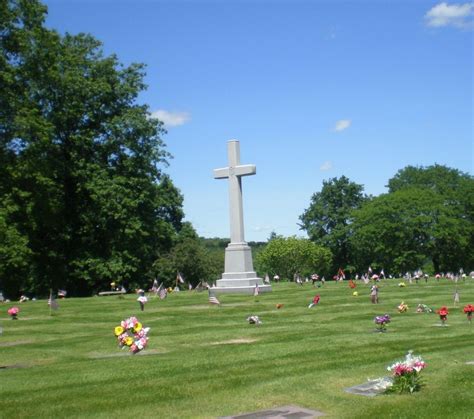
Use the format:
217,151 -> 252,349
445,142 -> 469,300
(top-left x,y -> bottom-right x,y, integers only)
220,405 -> 325,418
344,377 -> 393,397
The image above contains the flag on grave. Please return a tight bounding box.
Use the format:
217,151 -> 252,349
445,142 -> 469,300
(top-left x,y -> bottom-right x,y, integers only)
209,295 -> 220,305
254,284 -> 259,296
177,272 -> 185,284
159,287 -> 168,300
48,291 -> 59,310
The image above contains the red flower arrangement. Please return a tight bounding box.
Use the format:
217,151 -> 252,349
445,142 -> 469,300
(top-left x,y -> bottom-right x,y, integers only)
436,306 -> 449,326
348,280 -> 356,289
463,304 -> 474,323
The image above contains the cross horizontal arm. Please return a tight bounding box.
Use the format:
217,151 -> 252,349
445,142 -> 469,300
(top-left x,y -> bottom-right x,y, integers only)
213,167 -> 230,179
234,164 -> 256,177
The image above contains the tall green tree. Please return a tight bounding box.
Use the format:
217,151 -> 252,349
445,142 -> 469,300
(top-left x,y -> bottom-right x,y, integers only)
299,176 -> 367,271
385,164 -> 474,272
0,0 -> 184,296
255,236 -> 332,280
351,165 -> 474,274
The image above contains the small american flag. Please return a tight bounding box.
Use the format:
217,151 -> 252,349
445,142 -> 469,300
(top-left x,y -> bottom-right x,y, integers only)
208,295 -> 220,305
48,292 -> 59,310
254,284 -> 259,296
177,272 -> 185,284
159,287 -> 168,300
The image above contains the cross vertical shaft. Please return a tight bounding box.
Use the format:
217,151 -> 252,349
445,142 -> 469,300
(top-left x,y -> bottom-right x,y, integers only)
213,140 -> 256,244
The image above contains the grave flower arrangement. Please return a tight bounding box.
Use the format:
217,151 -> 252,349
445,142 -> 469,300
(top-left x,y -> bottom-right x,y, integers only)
7,306 -> 19,320
247,315 -> 262,325
416,304 -> 433,313
114,316 -> 150,354
398,282 -> 406,287
436,306 -> 449,325
386,350 -> 426,394
398,301 -> 408,313
463,304 -> 474,323
374,314 -> 391,332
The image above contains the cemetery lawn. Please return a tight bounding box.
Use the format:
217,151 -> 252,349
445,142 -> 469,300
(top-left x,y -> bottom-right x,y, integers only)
1,279 -> 473,418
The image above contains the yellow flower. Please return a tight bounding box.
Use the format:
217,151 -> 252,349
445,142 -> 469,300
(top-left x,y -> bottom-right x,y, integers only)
133,322 -> 142,333
353,291 -> 359,296
114,326 -> 124,336
124,336 -> 134,346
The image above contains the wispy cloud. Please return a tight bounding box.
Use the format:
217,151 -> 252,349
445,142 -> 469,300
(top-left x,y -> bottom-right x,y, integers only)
334,119 -> 351,132
425,2 -> 474,28
150,109 -> 191,127
320,161 -> 333,171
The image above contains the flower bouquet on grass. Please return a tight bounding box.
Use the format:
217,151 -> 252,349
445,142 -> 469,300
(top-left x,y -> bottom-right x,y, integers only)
436,306 -> 449,326
247,315 -> 262,325
374,314 -> 391,332
114,316 -> 150,354
7,307 -> 19,320
398,282 -> 406,287
416,304 -> 433,313
386,351 -> 426,394
398,301 -> 408,313
463,304 -> 474,323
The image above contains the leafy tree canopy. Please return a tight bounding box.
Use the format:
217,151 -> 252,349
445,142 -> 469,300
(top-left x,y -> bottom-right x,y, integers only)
299,176 -> 367,271
255,236 -> 332,280
0,0 -> 184,297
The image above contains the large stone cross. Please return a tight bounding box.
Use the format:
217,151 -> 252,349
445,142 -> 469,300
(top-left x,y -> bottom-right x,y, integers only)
213,140 -> 255,244
211,140 -> 271,295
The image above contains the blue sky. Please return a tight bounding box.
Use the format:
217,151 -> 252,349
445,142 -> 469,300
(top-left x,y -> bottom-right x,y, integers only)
43,0 -> 473,241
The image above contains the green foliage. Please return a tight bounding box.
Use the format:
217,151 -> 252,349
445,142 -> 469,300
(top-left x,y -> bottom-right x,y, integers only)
0,201 -> 32,296
255,236 -> 332,279
0,0 -> 184,297
299,176 -> 367,272
153,226 -> 223,287
350,166 -> 474,274
386,371 -> 423,394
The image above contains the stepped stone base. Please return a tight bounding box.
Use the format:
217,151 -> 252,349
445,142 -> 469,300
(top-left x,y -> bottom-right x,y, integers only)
211,277 -> 271,295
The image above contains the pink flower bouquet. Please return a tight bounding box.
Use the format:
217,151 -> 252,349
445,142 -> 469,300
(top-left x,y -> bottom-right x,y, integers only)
7,307 -> 19,320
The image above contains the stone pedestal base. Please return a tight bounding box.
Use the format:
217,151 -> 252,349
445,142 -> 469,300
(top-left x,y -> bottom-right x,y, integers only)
211,279 -> 272,295
211,242 -> 272,295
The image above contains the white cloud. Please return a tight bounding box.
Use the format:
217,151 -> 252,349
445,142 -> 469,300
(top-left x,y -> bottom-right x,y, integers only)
334,119 -> 351,132
425,2 -> 474,28
320,161 -> 333,171
150,109 -> 191,127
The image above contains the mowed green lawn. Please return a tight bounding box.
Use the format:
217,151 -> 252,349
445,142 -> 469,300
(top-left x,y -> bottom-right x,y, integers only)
1,279 -> 473,418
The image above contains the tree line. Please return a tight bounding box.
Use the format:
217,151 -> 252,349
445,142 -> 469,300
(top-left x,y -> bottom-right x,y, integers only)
298,165 -> 473,277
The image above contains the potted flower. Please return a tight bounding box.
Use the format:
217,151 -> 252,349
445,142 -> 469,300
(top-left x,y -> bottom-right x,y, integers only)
436,306 -> 449,326
386,350 -> 427,394
7,307 -> 19,320
374,314 -> 391,332
463,304 -> 474,323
